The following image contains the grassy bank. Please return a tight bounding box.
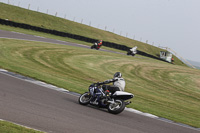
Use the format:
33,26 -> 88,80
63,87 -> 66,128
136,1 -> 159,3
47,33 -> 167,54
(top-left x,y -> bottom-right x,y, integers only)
0,2 -> 185,66
0,38 -> 199,127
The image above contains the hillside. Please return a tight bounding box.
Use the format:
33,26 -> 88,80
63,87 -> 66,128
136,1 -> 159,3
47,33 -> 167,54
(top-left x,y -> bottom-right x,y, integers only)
0,2 -> 185,66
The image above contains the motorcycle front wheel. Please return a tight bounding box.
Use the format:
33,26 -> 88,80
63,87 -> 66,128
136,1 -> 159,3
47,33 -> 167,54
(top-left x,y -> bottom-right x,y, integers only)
107,99 -> 125,114
79,92 -> 92,105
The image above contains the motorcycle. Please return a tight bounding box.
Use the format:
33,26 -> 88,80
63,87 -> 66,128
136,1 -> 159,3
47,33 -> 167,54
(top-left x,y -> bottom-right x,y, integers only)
127,46 -> 137,56
78,83 -> 134,114
91,42 -> 102,50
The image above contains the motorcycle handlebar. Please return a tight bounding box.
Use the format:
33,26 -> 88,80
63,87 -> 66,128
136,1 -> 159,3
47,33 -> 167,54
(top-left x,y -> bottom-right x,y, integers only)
91,82 -> 103,87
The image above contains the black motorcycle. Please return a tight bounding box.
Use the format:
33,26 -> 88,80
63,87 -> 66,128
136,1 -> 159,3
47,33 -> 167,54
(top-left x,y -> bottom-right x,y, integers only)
78,83 -> 134,114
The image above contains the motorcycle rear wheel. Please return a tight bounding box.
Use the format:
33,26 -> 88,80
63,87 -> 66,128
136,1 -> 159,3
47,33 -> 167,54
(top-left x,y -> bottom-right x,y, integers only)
79,92 -> 92,105
107,99 -> 125,114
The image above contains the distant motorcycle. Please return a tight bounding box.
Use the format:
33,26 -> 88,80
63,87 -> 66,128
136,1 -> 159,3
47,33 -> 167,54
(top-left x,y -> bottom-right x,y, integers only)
91,40 -> 103,50
127,46 -> 137,56
78,83 -> 134,114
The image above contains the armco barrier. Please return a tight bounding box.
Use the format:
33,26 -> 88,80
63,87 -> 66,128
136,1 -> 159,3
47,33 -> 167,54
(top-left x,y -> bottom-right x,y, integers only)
0,18 -> 167,62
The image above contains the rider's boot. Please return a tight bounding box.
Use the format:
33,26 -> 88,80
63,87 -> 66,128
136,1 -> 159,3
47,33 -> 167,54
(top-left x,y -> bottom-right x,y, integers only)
105,90 -> 112,101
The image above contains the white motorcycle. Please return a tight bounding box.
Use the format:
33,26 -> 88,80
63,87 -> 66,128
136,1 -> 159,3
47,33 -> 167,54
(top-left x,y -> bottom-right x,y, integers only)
127,46 -> 137,56
78,83 -> 134,114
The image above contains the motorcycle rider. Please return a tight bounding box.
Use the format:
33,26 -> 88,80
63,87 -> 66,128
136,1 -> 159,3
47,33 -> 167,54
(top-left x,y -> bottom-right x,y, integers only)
127,46 -> 137,56
91,40 -> 103,50
100,72 -> 125,92
97,40 -> 103,46
91,72 -> 125,105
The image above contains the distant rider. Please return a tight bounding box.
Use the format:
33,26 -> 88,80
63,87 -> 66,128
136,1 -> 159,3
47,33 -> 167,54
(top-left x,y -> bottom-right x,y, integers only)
97,40 -> 103,46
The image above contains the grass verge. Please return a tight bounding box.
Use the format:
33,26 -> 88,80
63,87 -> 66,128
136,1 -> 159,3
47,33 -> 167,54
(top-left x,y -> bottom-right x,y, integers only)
0,120 -> 43,133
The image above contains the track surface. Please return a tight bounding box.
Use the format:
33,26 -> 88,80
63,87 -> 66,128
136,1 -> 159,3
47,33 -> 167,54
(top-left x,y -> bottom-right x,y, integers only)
0,30 -> 199,133
0,30 -> 124,55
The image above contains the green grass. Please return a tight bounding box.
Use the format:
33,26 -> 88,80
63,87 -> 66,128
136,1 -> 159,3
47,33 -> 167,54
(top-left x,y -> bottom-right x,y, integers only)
0,120 -> 43,133
0,2 -> 185,66
0,38 -> 200,128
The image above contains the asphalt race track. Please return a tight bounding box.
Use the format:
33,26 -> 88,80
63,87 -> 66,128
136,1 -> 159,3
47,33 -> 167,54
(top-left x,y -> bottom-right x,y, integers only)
0,30 -> 124,55
0,30 -> 199,133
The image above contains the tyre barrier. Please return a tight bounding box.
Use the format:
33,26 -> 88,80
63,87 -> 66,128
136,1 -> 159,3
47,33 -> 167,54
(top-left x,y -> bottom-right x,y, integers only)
0,18 -> 167,62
